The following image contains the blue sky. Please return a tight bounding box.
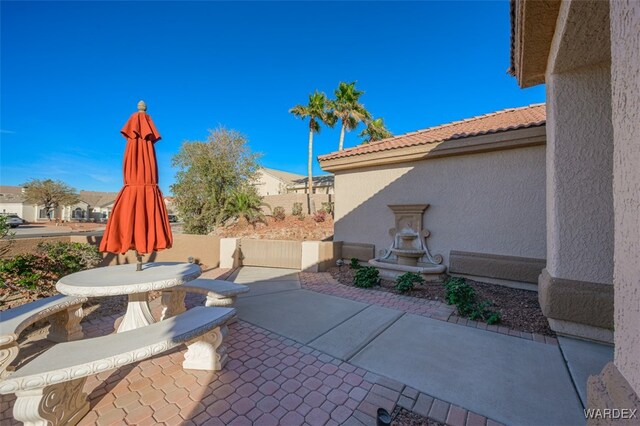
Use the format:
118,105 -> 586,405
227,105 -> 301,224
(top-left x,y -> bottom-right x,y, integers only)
1,1 -> 544,195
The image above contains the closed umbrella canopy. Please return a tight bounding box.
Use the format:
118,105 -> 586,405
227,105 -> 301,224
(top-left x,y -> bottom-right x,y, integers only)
100,101 -> 173,255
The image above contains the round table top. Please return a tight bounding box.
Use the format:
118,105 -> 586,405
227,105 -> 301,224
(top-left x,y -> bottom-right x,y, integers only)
56,262 -> 202,297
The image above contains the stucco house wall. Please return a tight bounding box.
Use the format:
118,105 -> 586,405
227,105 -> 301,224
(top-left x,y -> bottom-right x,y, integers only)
610,0 -> 640,397
254,169 -> 287,196
333,144 -> 546,270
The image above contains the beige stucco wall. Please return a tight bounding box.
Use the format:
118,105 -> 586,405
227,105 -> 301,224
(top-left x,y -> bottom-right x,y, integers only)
333,145 -> 546,267
610,0 -> 640,395
545,63 -> 614,284
72,234 -> 221,271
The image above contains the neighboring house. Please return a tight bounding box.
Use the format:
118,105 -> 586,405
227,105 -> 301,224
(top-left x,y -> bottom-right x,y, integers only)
253,168 -> 334,195
509,0 -> 639,415
0,186 -> 36,222
288,175 -> 334,195
0,187 -> 119,222
319,104 -> 547,285
253,168 -> 304,196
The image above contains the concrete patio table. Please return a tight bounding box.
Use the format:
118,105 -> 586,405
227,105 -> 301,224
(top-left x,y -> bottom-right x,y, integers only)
56,262 -> 201,333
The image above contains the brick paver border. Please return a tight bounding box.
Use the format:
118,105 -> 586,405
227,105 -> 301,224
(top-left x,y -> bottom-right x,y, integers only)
299,272 -> 557,346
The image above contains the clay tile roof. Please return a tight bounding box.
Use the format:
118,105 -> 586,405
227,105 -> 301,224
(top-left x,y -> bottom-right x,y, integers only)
318,103 -> 546,162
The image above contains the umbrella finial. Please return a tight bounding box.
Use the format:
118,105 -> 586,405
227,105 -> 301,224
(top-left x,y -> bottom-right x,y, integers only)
137,100 -> 147,112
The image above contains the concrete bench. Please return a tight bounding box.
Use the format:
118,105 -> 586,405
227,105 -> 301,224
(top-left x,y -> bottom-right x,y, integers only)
160,279 -> 249,320
0,294 -> 87,378
0,305 -> 235,426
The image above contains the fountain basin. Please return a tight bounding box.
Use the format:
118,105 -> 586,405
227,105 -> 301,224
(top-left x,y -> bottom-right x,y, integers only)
368,258 -> 446,282
390,248 -> 425,267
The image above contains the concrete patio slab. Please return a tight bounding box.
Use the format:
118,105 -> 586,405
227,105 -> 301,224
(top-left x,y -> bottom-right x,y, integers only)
558,336 -> 614,407
237,280 -> 301,297
235,289 -> 368,344
350,314 -> 584,426
309,305 -> 404,361
228,267 -> 299,283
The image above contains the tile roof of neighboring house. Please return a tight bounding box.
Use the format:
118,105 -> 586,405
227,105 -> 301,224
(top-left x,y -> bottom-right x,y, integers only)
318,104 -> 546,162
261,168 -> 305,184
79,191 -> 119,208
290,175 -> 335,187
0,186 -> 26,203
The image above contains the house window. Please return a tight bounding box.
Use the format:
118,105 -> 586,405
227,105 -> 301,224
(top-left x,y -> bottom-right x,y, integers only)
73,208 -> 84,219
39,208 -> 49,219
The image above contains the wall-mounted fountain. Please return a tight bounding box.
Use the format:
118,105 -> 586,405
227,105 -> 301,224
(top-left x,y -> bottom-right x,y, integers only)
368,204 -> 446,281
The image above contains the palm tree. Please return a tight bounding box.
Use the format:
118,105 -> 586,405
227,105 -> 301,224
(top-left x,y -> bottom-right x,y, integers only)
222,187 -> 269,225
289,91 -> 336,194
359,117 -> 393,143
331,81 -> 371,151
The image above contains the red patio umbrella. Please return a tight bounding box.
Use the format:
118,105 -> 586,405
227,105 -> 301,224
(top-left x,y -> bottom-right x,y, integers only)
100,101 -> 173,269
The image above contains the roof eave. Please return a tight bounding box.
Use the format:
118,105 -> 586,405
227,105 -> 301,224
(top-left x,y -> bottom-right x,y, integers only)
510,0 -> 561,88
319,125 -> 546,173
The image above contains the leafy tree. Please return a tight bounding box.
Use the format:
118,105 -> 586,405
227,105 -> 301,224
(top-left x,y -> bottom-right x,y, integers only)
359,117 -> 393,143
171,127 -> 260,235
22,179 -> 80,220
222,187 -> 268,225
330,81 -> 371,151
289,91 -> 336,194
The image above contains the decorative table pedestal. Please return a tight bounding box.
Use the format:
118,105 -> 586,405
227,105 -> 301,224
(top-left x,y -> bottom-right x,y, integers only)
56,262 -> 201,333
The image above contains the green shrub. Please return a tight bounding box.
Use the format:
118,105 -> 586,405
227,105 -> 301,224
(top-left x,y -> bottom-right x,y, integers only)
444,277 -> 476,315
272,206 -> 286,221
37,241 -> 101,275
297,214 -> 306,221
321,202 -> 334,215
349,258 -> 361,269
292,202 -> 303,216
443,277 -> 501,324
395,272 -> 424,293
0,242 -> 101,293
353,267 -> 380,288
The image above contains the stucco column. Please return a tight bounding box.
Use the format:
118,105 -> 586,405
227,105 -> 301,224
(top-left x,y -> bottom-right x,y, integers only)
587,1 -> 640,420
541,63 -> 615,343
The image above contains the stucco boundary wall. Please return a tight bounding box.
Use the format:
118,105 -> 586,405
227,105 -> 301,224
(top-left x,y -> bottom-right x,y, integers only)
261,194 -> 332,214
219,237 -> 341,272
72,234 -> 221,271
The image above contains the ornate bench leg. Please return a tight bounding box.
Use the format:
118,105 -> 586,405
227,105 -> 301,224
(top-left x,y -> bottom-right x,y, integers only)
13,377 -> 89,426
161,290 -> 186,321
183,325 -> 228,371
205,296 -> 238,324
0,340 -> 19,379
47,304 -> 84,343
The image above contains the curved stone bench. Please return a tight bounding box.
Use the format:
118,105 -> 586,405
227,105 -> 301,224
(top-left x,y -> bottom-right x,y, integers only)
0,294 -> 87,378
160,278 -> 249,321
0,305 -> 235,426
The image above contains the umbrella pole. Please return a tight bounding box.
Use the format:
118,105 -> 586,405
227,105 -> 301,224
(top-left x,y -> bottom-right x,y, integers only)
136,251 -> 143,271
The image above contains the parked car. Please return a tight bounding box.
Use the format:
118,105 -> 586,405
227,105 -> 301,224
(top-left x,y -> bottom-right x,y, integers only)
167,214 -> 178,223
5,215 -> 25,228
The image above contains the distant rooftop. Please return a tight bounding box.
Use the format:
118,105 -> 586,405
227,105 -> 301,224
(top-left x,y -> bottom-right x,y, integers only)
318,104 -> 546,162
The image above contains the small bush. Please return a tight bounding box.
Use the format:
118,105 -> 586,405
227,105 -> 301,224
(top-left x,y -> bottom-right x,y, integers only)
272,206 -> 286,221
37,241 -> 101,275
297,214 -> 306,221
292,202 -> 303,216
349,258 -> 361,269
312,209 -> 327,223
353,266 -> 380,288
443,276 -> 501,324
395,272 -> 424,293
0,242 -> 101,293
321,202 -> 334,215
